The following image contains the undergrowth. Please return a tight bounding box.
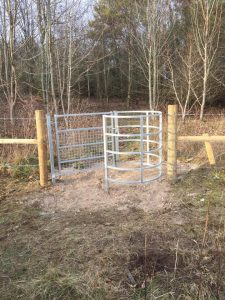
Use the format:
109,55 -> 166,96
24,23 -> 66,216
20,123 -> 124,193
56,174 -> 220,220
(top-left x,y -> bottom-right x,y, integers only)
0,155 -> 53,181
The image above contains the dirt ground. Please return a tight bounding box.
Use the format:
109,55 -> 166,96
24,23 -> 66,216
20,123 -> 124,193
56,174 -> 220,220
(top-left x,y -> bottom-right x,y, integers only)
1,166 -> 225,299
24,169 -> 171,214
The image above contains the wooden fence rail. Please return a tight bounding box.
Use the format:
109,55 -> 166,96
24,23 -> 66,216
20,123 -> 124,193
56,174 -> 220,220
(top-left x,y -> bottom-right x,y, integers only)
1,106 -> 222,186
167,105 -> 222,182
178,136 -> 225,142
0,110 -> 48,187
0,139 -> 37,144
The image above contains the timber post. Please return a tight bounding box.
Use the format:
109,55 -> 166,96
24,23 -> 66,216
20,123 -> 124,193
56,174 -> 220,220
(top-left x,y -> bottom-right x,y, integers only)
35,110 -> 48,187
203,133 -> 216,165
167,105 -> 177,182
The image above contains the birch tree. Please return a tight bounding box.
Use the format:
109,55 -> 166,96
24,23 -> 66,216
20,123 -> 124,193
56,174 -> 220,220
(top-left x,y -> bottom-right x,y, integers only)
192,0 -> 222,120
132,0 -> 173,109
167,34 -> 200,121
0,0 -> 19,122
35,0 -> 49,107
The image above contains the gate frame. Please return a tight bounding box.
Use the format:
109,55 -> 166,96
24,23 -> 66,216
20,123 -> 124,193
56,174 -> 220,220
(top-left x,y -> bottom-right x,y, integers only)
47,111 -> 113,182
103,111 -> 163,190
47,110 -> 163,184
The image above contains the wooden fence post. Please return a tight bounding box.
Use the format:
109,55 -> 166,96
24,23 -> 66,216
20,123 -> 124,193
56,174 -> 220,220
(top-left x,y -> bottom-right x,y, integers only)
203,133 -> 216,165
167,105 -> 177,182
35,110 -> 48,187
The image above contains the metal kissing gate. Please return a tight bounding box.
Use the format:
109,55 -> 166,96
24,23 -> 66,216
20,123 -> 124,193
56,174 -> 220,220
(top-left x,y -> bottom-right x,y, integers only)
103,111 -> 162,190
47,111 -> 162,187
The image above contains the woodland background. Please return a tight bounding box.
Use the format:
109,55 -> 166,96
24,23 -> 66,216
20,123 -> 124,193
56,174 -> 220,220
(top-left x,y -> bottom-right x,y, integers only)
1,3 -> 225,299
1,0 -> 225,121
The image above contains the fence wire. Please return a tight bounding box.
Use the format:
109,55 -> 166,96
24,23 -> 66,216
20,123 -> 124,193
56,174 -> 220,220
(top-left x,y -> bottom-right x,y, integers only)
176,114 -> 225,174
0,117 -> 39,178
52,112 -> 112,176
1,111 -> 225,180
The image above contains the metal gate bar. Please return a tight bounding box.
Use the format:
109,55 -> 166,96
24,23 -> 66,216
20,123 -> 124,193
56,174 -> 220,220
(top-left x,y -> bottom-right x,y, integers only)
47,112 -> 112,181
47,111 -> 163,184
103,111 -> 163,190
46,114 -> 56,183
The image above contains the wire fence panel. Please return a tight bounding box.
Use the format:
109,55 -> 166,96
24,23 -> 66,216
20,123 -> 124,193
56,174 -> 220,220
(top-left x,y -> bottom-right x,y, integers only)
48,112 -> 112,180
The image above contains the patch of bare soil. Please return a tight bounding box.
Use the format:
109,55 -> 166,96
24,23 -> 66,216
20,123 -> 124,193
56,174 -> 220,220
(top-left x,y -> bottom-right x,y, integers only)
1,168 -> 225,299
24,169 -> 171,214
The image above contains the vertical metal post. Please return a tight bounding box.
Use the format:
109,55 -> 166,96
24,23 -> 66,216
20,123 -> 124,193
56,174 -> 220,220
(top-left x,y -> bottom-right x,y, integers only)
46,114 -> 56,183
103,115 -> 109,191
111,115 -> 116,166
54,115 -> 62,174
114,111 -> 119,165
159,112 -> 163,177
140,116 -> 144,183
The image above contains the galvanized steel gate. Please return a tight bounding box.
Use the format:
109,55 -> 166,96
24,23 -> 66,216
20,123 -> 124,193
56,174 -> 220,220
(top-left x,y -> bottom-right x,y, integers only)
47,111 -> 163,184
103,111 -> 162,190
47,112 -> 112,182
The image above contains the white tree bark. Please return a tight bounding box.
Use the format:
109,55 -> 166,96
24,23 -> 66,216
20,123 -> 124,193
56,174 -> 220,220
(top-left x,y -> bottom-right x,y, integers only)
192,0 -> 222,120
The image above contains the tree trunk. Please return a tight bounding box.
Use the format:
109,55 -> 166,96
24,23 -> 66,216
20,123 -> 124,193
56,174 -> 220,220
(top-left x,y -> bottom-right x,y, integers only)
127,49 -> 132,108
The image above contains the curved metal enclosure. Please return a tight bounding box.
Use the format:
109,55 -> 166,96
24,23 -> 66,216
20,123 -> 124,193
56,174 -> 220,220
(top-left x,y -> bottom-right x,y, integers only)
103,111 -> 162,190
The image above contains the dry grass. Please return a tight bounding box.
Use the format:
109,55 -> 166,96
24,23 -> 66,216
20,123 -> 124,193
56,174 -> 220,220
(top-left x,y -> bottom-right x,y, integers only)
1,97 -> 225,178
1,100 -> 225,299
177,114 -> 225,162
161,113 -> 225,173
0,166 -> 225,299
0,97 -> 148,176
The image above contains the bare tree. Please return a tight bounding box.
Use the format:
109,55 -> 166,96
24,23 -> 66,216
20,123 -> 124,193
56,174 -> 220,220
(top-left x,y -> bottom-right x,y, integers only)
192,0 -> 222,120
167,37 -> 200,121
0,0 -> 19,122
0,0 -> 224,119
131,0 -> 173,109
46,0 -> 58,113
35,0 -> 49,107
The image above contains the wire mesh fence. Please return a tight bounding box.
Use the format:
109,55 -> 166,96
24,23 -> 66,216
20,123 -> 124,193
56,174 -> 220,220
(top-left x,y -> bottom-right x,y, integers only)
50,112 -> 112,177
